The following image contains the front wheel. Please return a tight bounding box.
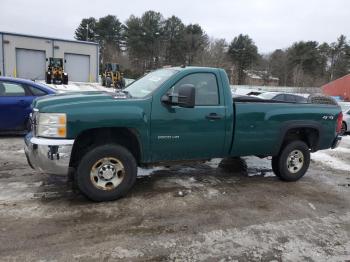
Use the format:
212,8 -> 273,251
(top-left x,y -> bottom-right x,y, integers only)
46,73 -> 51,84
76,144 -> 137,202
63,75 -> 68,85
106,77 -> 112,88
272,141 -> 310,182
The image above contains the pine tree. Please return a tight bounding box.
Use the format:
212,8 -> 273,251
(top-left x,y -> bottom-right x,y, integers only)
74,17 -> 97,42
228,34 -> 258,84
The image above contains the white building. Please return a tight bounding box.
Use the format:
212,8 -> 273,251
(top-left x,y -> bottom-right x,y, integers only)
0,31 -> 99,82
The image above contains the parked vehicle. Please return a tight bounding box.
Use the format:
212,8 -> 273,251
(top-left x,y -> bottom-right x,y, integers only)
24,67 -> 342,201
101,63 -> 125,89
232,93 -> 263,102
0,77 -> 56,132
46,58 -> 68,85
257,92 -> 307,103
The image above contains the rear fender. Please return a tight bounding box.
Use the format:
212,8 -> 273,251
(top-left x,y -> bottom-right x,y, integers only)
274,120 -> 323,155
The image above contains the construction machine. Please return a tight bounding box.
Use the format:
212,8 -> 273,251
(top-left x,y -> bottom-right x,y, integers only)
101,63 -> 125,89
46,58 -> 68,85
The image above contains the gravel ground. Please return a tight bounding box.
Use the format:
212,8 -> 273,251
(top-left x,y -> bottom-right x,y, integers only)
0,136 -> 349,261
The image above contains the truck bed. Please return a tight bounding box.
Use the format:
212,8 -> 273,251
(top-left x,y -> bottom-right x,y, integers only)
230,101 -> 340,157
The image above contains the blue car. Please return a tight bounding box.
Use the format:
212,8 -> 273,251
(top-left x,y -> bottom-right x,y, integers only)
0,77 -> 56,132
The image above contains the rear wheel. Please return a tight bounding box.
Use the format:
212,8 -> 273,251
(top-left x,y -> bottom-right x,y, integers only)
76,144 -> 137,202
340,122 -> 347,136
272,141 -> 310,182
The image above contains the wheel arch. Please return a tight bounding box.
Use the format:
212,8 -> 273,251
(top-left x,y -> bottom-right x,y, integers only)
69,127 -> 143,169
274,121 -> 323,155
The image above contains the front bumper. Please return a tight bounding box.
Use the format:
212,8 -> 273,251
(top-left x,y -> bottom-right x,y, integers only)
24,132 -> 74,175
331,135 -> 341,149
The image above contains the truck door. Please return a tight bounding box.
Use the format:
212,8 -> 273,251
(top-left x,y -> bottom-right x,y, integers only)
150,72 -> 226,161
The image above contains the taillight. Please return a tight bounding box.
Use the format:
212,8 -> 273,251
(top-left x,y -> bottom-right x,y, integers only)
336,112 -> 343,133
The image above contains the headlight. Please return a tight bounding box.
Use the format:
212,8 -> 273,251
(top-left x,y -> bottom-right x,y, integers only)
37,113 -> 67,138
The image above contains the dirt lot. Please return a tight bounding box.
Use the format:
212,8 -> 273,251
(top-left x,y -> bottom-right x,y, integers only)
0,136 -> 349,261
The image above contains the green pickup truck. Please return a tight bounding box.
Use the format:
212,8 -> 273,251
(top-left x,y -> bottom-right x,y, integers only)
25,67 -> 343,201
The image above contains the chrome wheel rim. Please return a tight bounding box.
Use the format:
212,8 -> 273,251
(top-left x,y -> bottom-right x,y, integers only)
90,157 -> 125,190
287,150 -> 304,173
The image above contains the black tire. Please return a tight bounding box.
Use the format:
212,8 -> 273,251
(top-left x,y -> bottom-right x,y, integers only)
273,141 -> 310,182
106,77 -> 112,88
308,94 -> 338,105
271,157 -> 280,177
63,75 -> 68,85
76,144 -> 137,202
340,122 -> 347,136
46,73 -> 51,84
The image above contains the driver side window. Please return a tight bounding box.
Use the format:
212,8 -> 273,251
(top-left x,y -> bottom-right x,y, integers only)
169,73 -> 219,106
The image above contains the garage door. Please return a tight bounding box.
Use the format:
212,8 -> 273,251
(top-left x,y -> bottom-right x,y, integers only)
16,49 -> 46,80
64,53 -> 90,82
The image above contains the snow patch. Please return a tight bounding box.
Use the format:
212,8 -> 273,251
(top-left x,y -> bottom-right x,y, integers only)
311,151 -> 350,172
205,158 -> 222,168
333,146 -> 350,154
308,202 -> 316,210
244,156 -> 274,177
162,212 -> 350,261
137,166 -> 167,177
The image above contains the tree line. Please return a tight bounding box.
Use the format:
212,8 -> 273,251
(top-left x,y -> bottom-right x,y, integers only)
75,11 -> 350,86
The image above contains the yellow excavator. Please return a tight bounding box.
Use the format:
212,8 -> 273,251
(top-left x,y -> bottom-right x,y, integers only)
46,58 -> 68,85
101,63 -> 125,88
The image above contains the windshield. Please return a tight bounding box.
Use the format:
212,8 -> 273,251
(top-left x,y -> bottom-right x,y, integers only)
125,69 -> 178,98
50,58 -> 63,67
257,93 -> 278,99
105,63 -> 119,72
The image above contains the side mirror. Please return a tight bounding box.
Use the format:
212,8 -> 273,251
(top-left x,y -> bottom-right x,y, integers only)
161,84 -> 195,108
178,84 -> 195,108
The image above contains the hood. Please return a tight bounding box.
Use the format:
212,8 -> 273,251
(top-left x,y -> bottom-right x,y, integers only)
33,91 -> 128,112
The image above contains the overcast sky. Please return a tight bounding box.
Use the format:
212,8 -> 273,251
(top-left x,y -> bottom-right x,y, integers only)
1,0 -> 349,53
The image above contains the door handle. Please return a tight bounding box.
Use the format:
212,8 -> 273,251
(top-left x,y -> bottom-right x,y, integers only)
206,113 -> 223,120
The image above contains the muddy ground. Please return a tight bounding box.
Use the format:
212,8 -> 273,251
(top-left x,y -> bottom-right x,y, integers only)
0,136 -> 349,261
